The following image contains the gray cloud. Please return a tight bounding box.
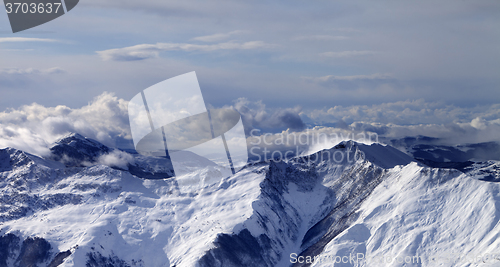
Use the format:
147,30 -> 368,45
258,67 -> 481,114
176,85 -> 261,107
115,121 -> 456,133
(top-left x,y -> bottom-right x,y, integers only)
230,98 -> 307,134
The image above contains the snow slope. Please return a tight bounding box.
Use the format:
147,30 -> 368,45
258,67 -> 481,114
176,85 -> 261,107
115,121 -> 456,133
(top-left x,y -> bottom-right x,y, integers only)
0,137 -> 499,267
0,146 -> 265,267
308,163 -> 500,267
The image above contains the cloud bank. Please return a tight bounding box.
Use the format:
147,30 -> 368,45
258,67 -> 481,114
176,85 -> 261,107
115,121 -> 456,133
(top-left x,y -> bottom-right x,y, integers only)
230,98 -> 306,134
0,92 -> 130,156
0,92 -> 499,159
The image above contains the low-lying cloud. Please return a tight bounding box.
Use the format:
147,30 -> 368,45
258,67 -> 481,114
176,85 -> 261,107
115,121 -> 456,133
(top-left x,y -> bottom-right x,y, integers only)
1,92 -> 499,160
230,98 -> 306,134
97,149 -> 135,170
0,92 -> 131,156
303,99 -> 500,126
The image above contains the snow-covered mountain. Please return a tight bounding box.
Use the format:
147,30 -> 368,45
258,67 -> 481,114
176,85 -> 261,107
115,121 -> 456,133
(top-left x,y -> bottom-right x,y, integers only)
0,135 -> 499,267
49,133 -> 174,179
387,135 -> 500,163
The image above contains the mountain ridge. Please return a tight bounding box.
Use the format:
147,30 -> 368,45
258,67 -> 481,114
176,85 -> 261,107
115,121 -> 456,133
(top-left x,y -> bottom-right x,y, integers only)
0,134 -> 499,266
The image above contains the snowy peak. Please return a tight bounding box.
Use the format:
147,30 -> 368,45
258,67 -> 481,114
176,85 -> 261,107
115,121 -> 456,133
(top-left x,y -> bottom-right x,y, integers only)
348,141 -> 415,169
49,133 -> 111,167
46,132 -> 174,179
0,147 -> 64,172
308,140 -> 415,169
54,133 -> 108,151
0,147 -> 31,172
1,136 -> 500,266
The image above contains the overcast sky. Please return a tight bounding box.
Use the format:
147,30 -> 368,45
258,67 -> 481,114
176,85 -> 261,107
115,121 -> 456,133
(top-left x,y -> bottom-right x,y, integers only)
0,0 -> 499,154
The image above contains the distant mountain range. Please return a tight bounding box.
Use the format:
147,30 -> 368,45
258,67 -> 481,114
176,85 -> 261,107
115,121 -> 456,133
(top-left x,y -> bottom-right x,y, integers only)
388,135 -> 500,162
0,133 -> 499,266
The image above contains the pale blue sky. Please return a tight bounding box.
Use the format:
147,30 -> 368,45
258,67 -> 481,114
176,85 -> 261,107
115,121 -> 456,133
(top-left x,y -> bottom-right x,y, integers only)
0,0 -> 500,154
0,0 -> 498,111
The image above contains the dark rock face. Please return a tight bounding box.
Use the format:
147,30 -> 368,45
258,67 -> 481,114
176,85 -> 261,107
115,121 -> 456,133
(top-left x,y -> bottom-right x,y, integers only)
86,252 -> 130,267
0,234 -> 71,267
196,142 -> 396,267
294,163 -> 385,267
0,234 -> 20,267
198,160 -> 320,267
0,149 -> 14,173
49,133 -> 110,167
415,158 -> 474,171
0,148 -> 42,172
48,250 -> 71,267
198,229 -> 272,267
126,164 -> 172,179
46,133 -> 174,179
15,237 -> 52,267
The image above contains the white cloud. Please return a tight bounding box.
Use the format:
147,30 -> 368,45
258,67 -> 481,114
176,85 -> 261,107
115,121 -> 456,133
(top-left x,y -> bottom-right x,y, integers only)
303,100 -> 500,125
321,50 -> 376,58
192,30 -> 244,42
471,117 -> 488,130
300,100 -> 500,145
293,35 -> 349,41
227,98 -> 500,146
97,41 -> 275,61
305,73 -> 393,83
348,120 -> 500,146
97,149 -> 135,169
246,126 -> 379,159
0,37 -> 58,43
1,92 -> 499,159
0,92 -> 131,156
245,111 -> 500,158
0,67 -> 65,75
